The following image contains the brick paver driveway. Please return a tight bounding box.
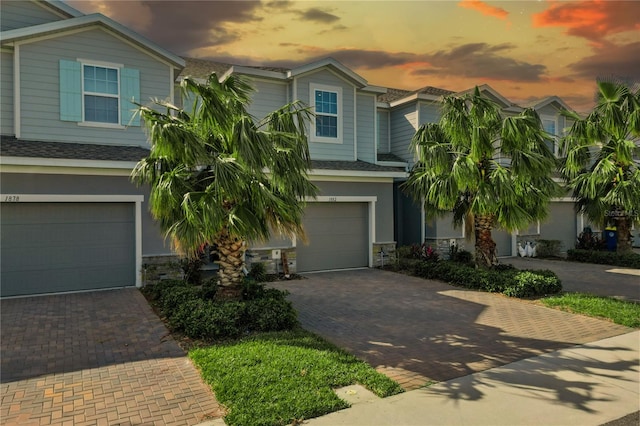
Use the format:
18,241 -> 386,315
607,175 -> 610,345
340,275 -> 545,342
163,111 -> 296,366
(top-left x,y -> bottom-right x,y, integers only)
1,289 -> 223,426
272,269 -> 632,390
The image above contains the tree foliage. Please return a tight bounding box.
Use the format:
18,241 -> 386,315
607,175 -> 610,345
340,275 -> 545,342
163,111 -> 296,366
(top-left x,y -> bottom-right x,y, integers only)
132,74 -> 318,298
402,87 -> 561,267
560,81 -> 640,253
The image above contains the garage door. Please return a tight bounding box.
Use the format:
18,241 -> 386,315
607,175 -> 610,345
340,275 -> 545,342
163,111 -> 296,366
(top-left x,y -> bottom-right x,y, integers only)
1,202 -> 135,297
540,202 -> 577,254
297,202 -> 368,272
493,228 -> 513,257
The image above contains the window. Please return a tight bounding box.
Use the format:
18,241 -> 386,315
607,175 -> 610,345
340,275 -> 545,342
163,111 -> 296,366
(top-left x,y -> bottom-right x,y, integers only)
83,65 -> 119,124
59,59 -> 140,127
542,117 -> 558,155
310,83 -> 342,143
315,90 -> 337,137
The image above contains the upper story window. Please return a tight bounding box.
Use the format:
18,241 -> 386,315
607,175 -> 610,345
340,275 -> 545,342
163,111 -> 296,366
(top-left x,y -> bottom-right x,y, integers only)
59,59 -> 140,128
83,65 -> 120,124
310,83 -> 342,143
542,117 -> 558,156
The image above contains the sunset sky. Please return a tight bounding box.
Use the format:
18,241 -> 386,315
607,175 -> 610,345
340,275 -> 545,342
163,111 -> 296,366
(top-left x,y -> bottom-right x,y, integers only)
68,0 -> 640,113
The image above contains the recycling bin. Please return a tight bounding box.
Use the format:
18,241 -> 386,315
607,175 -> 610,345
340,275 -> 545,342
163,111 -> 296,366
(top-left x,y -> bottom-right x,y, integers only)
605,229 -> 617,251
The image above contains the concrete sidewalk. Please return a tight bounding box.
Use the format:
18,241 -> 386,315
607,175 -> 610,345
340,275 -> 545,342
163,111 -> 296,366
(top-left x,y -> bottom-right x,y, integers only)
306,330 -> 640,426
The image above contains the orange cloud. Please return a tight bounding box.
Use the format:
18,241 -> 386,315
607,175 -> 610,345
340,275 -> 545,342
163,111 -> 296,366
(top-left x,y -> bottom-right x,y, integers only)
458,0 -> 508,20
533,0 -> 640,43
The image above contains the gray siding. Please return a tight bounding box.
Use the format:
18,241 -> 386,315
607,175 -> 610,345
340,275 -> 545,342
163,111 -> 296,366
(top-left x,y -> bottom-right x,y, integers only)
0,1 -> 65,30
536,104 -> 560,117
377,109 -> 389,153
19,28 -> 171,146
296,69 -> 355,161
0,173 -> 170,256
247,79 -> 287,121
356,93 -> 376,163
1,51 -> 13,135
418,102 -> 440,125
390,103 -> 418,162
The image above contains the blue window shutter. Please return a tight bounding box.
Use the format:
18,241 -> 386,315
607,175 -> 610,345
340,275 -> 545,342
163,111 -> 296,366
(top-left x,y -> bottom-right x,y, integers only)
120,68 -> 140,126
59,60 -> 82,121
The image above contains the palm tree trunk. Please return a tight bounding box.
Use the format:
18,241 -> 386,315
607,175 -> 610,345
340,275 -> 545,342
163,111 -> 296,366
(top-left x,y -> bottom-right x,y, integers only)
474,214 -> 498,268
214,229 -> 246,301
615,216 -> 633,254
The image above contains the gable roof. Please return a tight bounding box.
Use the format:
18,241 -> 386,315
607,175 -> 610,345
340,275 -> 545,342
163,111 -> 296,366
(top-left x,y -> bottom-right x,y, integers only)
520,96 -> 575,113
178,57 -> 385,93
39,0 -> 84,18
0,13 -> 185,69
378,86 -> 454,104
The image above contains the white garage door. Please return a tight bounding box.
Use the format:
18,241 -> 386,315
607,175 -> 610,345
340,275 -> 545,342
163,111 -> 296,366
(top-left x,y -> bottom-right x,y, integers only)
296,202 -> 368,272
1,202 -> 136,297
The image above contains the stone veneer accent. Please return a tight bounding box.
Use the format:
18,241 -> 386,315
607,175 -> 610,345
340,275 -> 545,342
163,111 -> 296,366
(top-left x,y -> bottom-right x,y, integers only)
141,255 -> 183,286
373,242 -> 397,267
245,247 -> 297,275
423,238 -> 470,259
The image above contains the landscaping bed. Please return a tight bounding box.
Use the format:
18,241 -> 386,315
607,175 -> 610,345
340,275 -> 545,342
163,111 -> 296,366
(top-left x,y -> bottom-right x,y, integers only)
567,249 -> 640,269
385,246 -> 562,298
141,276 -> 403,425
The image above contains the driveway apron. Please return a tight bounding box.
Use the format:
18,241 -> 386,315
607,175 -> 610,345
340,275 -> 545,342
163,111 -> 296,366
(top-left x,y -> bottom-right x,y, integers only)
0,288 -> 223,426
272,269 -> 632,390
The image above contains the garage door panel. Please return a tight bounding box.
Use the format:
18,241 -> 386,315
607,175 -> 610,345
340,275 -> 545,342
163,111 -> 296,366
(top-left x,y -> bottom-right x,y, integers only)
297,202 -> 368,272
1,202 -> 136,297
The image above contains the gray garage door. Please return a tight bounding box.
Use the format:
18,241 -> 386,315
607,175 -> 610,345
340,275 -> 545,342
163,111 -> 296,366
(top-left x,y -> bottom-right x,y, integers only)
494,228 -> 513,257
540,202 -> 577,254
1,202 -> 135,297
297,202 -> 368,272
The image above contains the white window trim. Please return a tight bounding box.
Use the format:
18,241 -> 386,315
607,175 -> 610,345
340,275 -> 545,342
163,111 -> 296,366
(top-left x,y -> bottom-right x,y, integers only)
310,83 -> 343,144
80,60 -> 122,128
541,115 -> 559,156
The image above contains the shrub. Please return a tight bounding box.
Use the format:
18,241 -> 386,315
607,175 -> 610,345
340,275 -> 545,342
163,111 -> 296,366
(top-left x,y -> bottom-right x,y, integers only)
168,299 -> 246,339
535,240 -> 562,258
150,275 -> 298,340
410,242 -> 440,262
143,279 -> 186,302
201,277 -> 218,300
503,270 -> 562,297
396,245 -> 413,259
160,285 -> 202,315
399,259 -> 561,298
449,245 -> 473,265
567,249 -> 640,268
180,257 -> 204,285
576,229 -> 606,251
245,297 -> 298,332
248,262 -> 268,283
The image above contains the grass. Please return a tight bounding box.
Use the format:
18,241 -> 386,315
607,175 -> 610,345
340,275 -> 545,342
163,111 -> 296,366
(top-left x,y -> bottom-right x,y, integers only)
189,328 -> 404,426
541,292 -> 640,328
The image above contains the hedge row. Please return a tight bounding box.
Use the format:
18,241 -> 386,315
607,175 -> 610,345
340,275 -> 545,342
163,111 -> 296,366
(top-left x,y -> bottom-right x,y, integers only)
393,258 -> 562,298
144,279 -> 298,340
567,249 -> 640,269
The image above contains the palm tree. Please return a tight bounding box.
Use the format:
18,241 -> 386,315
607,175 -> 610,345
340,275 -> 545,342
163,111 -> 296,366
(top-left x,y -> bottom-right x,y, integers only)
132,74 -> 318,300
402,87 -> 561,268
561,81 -> 640,253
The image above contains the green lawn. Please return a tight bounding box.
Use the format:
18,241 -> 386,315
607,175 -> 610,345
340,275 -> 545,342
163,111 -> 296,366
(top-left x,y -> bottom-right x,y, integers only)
189,328 -> 403,426
541,293 -> 640,328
